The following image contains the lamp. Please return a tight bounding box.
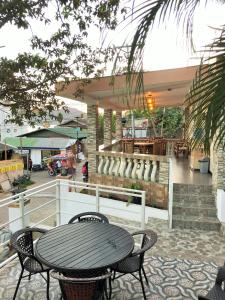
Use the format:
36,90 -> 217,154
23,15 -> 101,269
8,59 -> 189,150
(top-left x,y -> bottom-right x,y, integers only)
145,93 -> 156,111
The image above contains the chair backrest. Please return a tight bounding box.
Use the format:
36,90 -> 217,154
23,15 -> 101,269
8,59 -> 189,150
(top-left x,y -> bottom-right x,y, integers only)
51,270 -> 111,300
68,212 -> 109,224
10,227 -> 47,266
131,230 -> 157,266
198,265 -> 225,300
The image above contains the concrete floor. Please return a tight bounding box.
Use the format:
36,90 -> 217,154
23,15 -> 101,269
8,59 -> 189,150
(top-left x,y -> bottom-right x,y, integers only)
172,157 -> 212,185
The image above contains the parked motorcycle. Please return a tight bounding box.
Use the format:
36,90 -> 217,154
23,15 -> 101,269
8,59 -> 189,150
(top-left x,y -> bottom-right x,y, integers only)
47,165 -> 61,176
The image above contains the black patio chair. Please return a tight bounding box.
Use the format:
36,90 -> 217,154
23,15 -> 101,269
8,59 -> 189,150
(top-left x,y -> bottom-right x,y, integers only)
51,270 -> 111,300
68,212 -> 109,224
111,229 -> 157,300
198,264 -> 225,300
10,227 -> 50,300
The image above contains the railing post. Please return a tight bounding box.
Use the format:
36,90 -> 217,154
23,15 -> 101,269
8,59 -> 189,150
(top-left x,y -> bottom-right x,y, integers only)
56,180 -> 61,226
96,185 -> 100,212
168,158 -> 173,229
19,193 -> 25,229
141,191 -> 146,230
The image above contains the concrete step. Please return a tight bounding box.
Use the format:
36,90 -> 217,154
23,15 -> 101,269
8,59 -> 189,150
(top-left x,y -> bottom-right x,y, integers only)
173,183 -> 213,195
173,194 -> 215,205
173,204 -> 217,218
172,215 -> 221,231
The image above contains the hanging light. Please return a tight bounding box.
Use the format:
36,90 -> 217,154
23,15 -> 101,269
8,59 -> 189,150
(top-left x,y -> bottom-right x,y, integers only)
145,93 -> 156,111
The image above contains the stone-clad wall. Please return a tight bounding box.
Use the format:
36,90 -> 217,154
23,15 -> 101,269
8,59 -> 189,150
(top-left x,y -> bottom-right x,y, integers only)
89,173 -> 168,209
214,146 -> 225,189
158,161 -> 169,184
104,109 -> 112,146
87,104 -> 99,174
115,111 -> 122,140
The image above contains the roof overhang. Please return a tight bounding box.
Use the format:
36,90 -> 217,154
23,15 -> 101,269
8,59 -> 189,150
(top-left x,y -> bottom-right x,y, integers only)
56,65 -> 198,110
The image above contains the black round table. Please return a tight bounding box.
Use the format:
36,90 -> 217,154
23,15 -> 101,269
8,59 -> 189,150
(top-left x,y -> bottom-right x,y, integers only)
35,222 -> 134,274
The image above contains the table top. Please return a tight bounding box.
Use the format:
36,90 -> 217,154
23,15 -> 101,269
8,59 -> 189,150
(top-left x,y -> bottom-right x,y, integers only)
35,223 -> 134,273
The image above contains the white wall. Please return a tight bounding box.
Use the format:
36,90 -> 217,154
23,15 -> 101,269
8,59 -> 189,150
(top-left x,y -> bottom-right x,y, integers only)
59,182 -> 168,226
30,149 -> 42,164
217,189 -> 225,223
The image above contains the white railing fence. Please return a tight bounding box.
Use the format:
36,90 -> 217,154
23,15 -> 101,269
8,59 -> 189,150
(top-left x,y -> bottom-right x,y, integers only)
0,179 -> 146,267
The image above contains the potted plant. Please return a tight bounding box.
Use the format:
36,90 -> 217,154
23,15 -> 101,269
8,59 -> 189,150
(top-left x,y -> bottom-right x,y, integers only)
124,182 -> 143,206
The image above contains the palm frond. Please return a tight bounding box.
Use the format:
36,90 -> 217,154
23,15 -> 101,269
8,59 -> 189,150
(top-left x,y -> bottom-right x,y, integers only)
186,27 -> 225,153
125,0 -> 209,99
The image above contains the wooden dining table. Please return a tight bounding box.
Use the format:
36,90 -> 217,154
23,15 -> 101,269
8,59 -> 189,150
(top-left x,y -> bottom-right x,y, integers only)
35,222 -> 134,275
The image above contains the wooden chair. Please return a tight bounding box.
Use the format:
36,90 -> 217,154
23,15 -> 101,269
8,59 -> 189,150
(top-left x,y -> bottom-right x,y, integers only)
174,140 -> 189,158
122,139 -> 134,153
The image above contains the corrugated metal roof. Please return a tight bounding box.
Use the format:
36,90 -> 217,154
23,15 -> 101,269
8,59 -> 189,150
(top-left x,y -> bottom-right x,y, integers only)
18,126 -> 87,139
4,137 -> 76,150
48,127 -> 87,139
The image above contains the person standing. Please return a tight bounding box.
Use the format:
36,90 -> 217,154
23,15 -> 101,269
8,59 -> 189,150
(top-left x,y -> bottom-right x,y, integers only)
28,158 -> 33,172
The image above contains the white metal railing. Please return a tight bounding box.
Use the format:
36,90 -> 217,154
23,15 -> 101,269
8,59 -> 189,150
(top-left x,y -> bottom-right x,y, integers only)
96,151 -> 170,184
0,179 -> 146,267
168,158 -> 173,229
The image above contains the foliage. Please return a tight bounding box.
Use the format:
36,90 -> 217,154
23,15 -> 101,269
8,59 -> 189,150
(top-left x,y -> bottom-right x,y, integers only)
0,0 -> 123,125
123,181 -> 143,206
120,0 -> 225,152
98,112 -> 116,143
126,107 -> 183,138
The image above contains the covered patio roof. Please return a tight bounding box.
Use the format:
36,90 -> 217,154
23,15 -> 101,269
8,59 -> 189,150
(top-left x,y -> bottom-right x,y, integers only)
56,65 -> 198,110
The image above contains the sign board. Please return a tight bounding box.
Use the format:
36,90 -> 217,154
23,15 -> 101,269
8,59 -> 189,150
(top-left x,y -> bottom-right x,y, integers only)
15,150 -> 29,154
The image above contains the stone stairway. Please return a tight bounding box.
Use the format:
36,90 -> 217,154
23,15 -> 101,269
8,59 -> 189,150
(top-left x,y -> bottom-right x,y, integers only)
172,183 -> 221,231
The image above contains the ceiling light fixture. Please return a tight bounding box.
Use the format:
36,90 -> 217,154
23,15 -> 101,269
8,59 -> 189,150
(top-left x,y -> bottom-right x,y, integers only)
145,93 -> 156,111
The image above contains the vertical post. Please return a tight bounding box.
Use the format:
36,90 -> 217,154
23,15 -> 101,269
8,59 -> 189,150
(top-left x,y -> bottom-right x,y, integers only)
87,104 -> 99,176
96,185 -> 100,212
115,111 -> 123,141
4,142 -> 7,160
131,111 -> 135,138
19,193 -> 25,228
104,109 -> 112,146
168,158 -> 173,229
56,180 -> 61,226
26,153 -> 29,174
20,137 -> 22,155
141,191 -> 146,230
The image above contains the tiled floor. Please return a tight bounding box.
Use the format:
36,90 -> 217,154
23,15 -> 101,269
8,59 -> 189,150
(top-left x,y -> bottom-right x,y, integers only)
172,157 -> 212,185
1,217 -> 225,299
109,217 -> 225,266
0,255 -> 218,300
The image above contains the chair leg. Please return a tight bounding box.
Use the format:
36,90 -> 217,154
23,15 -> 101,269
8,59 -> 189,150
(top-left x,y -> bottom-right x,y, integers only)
108,276 -> 112,300
13,268 -> 24,300
141,266 -> 149,286
139,270 -> 147,300
112,270 -> 116,281
46,270 -> 50,300
28,272 -> 31,280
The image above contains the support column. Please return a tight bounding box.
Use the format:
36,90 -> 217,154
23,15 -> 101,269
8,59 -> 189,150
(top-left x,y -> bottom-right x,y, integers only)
87,104 -> 99,174
115,111 -> 123,141
104,109 -> 112,146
